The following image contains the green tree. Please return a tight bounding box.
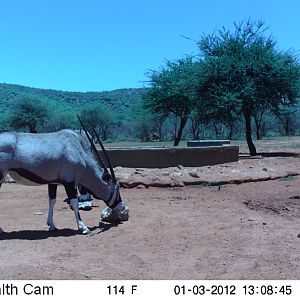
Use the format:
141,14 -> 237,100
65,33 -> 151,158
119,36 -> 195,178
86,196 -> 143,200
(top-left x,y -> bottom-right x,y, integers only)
9,98 -> 49,133
198,19 -> 300,155
144,57 -> 199,146
274,106 -> 297,136
189,105 -> 208,140
42,112 -> 76,132
252,106 -> 268,140
150,112 -> 167,141
79,104 -> 114,140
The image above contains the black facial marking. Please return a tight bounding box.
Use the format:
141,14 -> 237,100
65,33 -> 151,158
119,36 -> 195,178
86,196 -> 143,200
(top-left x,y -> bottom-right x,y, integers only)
108,188 -> 122,209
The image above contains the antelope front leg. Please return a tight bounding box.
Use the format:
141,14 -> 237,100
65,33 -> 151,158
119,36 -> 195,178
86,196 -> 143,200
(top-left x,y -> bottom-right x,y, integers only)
64,182 -> 91,234
70,198 -> 91,234
47,184 -> 58,231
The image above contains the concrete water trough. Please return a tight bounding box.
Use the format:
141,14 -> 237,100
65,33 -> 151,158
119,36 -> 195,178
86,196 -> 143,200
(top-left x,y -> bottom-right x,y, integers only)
103,145 -> 239,168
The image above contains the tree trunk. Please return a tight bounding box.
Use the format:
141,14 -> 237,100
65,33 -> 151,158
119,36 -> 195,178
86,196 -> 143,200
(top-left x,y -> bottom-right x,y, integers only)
244,110 -> 257,156
254,117 -> 262,140
195,128 -> 200,140
191,124 -> 197,140
284,118 -> 290,136
227,125 -> 233,140
101,125 -> 109,140
172,117 -> 178,140
193,122 -> 201,140
213,122 -> 219,137
29,125 -> 37,133
226,120 -> 234,140
256,126 -> 261,140
191,117 -> 200,140
174,117 -> 187,146
157,122 -> 163,141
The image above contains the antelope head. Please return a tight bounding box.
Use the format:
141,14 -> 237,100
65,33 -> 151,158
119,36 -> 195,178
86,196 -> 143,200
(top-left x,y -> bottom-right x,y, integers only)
77,114 -> 129,222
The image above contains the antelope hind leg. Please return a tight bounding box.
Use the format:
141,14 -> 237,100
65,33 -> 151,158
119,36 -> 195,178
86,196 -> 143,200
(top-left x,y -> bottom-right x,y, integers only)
47,184 -> 58,231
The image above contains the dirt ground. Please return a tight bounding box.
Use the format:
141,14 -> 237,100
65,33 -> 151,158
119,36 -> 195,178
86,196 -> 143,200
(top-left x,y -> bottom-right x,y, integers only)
0,156 -> 300,279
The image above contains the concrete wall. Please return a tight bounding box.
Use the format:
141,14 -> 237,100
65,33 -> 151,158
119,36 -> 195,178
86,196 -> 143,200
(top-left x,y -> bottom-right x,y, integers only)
104,145 -> 239,168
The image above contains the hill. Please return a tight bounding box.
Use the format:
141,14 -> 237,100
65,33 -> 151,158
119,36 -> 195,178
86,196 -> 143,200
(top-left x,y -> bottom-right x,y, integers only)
0,83 -> 146,126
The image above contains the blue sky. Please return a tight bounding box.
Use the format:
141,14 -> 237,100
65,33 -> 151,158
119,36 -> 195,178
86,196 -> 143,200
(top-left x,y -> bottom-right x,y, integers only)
0,0 -> 299,92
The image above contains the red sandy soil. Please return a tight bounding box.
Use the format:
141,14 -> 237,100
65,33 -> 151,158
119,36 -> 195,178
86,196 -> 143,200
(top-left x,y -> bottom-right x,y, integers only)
0,157 -> 300,279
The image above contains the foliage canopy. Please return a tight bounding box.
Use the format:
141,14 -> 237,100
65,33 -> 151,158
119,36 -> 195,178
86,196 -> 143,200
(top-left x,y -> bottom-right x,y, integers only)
144,57 -> 200,145
9,97 -> 49,133
197,19 -> 300,154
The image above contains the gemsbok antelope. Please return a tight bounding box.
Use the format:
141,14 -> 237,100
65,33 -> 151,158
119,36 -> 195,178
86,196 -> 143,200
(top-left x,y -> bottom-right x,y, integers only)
0,117 -> 129,235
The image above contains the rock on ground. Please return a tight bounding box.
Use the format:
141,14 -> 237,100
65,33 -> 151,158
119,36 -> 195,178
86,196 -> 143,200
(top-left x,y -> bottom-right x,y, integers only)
115,157 -> 300,188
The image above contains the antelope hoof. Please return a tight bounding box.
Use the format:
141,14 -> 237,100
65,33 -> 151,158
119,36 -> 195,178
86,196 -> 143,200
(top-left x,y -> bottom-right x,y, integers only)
82,228 -> 91,235
48,226 -> 58,232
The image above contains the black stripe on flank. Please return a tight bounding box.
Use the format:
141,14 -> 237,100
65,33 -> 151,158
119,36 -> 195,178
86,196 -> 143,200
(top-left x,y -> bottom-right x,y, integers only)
9,168 -> 59,185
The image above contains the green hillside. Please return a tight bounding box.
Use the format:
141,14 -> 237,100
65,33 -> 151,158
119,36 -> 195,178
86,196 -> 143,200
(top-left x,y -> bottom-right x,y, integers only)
1,81 -> 300,141
0,83 -> 146,125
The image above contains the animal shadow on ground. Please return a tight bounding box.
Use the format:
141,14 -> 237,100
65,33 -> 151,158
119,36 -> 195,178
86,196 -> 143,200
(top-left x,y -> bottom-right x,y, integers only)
96,221 -> 122,233
0,228 -> 79,241
0,222 -> 124,240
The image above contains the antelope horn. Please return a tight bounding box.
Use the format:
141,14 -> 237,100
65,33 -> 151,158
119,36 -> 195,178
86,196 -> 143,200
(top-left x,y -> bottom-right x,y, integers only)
90,125 -> 116,182
76,114 -> 109,176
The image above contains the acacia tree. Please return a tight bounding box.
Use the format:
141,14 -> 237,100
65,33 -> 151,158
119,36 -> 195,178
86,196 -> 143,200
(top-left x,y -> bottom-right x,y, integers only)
144,57 -> 199,146
151,112 -> 167,141
10,97 -> 49,133
190,110 -> 204,140
253,106 -> 268,140
79,104 -> 114,140
198,19 -> 300,155
189,100 -> 213,140
42,112 -> 75,132
273,106 -> 297,136
132,105 -> 153,142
